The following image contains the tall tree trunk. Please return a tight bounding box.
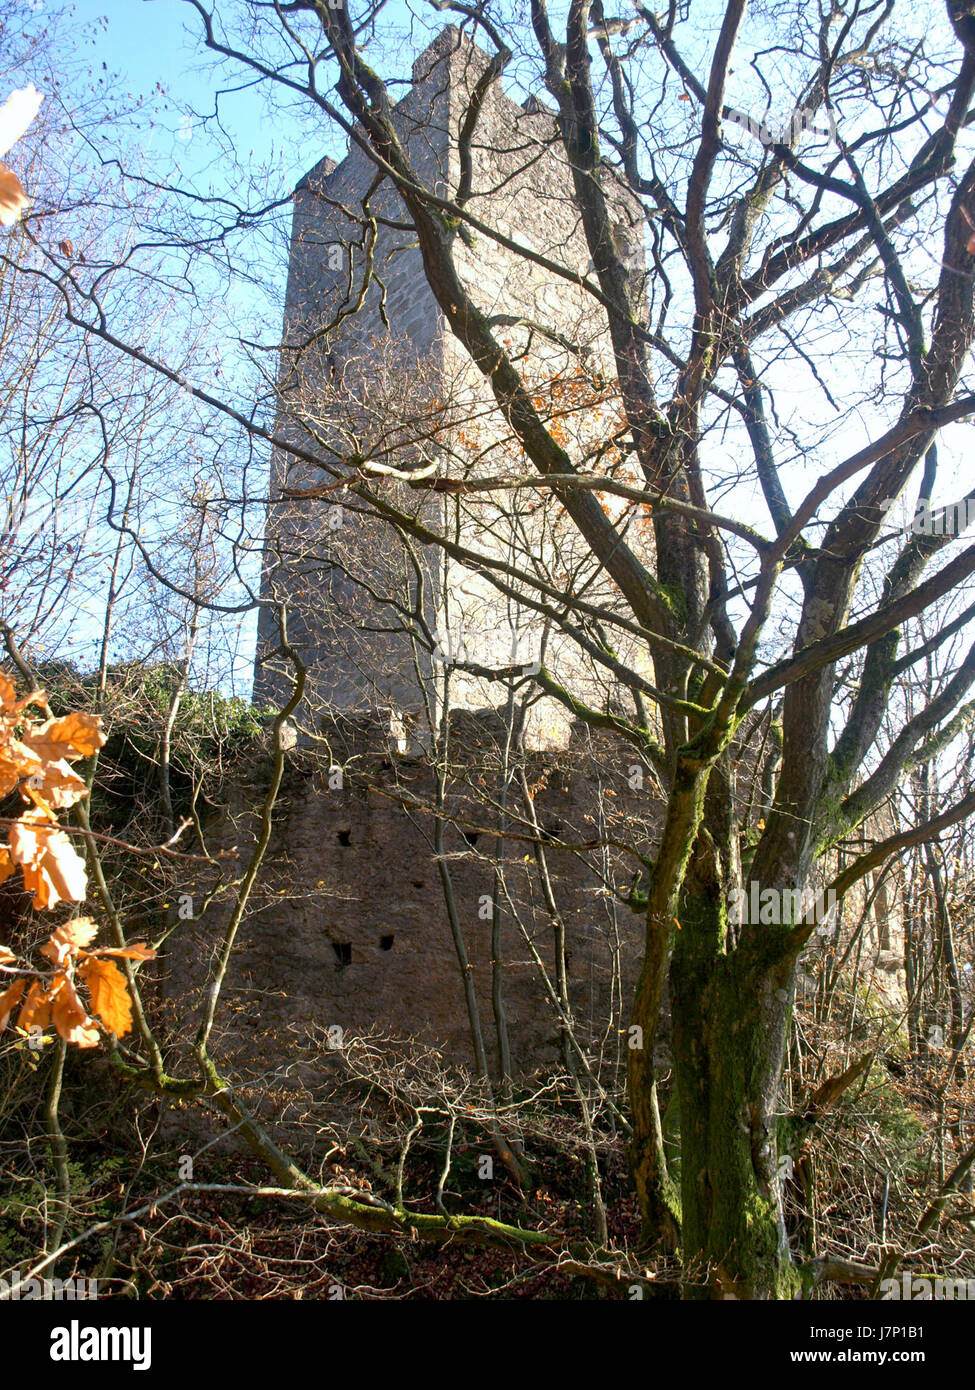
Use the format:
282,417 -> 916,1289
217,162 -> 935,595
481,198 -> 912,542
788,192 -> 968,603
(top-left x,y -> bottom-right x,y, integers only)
672,925 -> 797,1298
642,756 -> 800,1299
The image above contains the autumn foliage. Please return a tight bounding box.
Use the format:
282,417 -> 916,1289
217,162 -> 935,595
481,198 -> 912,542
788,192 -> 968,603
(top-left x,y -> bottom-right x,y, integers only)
0,673 -> 154,1048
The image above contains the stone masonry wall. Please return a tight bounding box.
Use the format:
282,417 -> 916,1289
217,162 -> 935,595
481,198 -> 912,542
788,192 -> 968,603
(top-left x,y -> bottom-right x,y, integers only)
166,715 -> 654,1109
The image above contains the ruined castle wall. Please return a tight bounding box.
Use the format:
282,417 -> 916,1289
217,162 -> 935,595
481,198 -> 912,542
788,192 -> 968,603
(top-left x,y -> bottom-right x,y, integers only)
167,716 -> 653,1100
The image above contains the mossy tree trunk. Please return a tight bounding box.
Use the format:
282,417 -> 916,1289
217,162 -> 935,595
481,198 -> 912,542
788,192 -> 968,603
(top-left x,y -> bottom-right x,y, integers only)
631,748 -> 803,1299
671,902 -> 797,1299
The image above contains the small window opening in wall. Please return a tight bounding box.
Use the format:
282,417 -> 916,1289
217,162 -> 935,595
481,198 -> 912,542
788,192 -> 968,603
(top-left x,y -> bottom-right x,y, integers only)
462,830 -> 480,847
412,879 -> 424,889
336,829 -> 352,847
332,941 -> 352,969
380,934 -> 395,952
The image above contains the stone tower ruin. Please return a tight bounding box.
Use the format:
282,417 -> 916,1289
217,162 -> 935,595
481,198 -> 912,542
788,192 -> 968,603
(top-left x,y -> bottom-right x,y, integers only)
181,27 -> 657,1086
254,25 -> 653,752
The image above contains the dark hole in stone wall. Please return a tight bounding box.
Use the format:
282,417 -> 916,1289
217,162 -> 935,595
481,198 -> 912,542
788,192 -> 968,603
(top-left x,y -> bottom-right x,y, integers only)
380,934 -> 394,951
332,941 -> 352,969
336,829 -> 352,847
462,830 -> 480,847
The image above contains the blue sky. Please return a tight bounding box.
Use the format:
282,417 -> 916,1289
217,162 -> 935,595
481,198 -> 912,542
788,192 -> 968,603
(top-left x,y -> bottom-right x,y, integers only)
73,0 -> 202,89
69,0 -> 309,183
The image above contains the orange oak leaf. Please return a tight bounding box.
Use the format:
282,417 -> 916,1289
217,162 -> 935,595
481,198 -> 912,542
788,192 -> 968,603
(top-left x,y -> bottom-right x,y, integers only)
0,164 -> 28,226
59,918 -> 100,949
17,979 -> 52,1031
0,848 -> 15,887
49,972 -> 99,1047
78,957 -> 132,1037
40,918 -> 99,966
24,758 -> 88,811
24,711 -> 105,763
9,813 -> 88,910
0,739 -> 42,799
0,672 -> 16,712
21,783 -> 54,819
89,943 -> 155,961
0,673 -> 46,717
0,977 -> 26,1029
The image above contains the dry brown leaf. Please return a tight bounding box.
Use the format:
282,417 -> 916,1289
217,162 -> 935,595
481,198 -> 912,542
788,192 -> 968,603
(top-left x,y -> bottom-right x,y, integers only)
27,758 -> 88,810
0,163 -> 28,226
41,918 -> 99,966
78,957 -> 132,1036
21,782 -> 54,819
17,979 -> 52,1031
49,972 -> 99,1048
25,711 -> 105,763
0,673 -> 45,716
9,814 -> 88,910
59,918 -> 99,949
0,672 -> 127,1049
0,977 -> 26,1030
0,739 -> 42,798
91,942 -> 155,962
